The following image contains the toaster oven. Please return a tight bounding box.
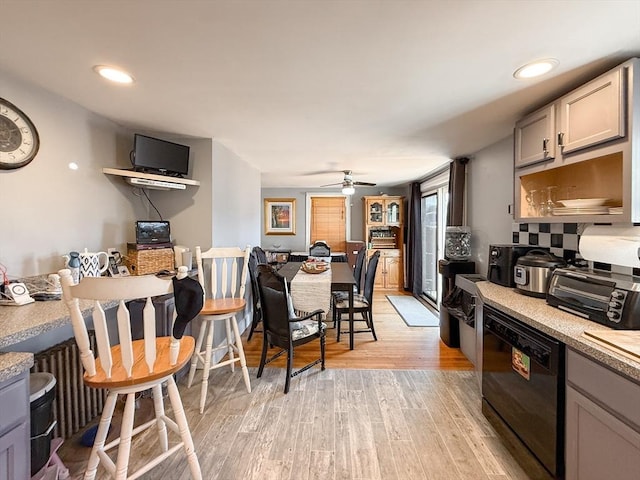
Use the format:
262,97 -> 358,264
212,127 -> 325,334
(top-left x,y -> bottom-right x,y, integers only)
546,267 -> 640,329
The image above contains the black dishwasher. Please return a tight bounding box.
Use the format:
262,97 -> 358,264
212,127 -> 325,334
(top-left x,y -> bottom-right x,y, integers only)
482,304 -> 565,478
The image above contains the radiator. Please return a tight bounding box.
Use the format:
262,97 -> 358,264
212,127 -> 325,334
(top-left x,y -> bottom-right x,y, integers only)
31,333 -> 107,439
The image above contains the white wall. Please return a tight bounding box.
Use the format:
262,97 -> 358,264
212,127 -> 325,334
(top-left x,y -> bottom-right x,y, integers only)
467,135 -> 515,276
151,137 -> 214,252
0,68 -> 262,282
1,70 -> 262,356
212,142 -> 261,249
0,69 -> 144,278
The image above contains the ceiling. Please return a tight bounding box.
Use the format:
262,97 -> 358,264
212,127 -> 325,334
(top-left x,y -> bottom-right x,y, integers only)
1,1 -> 639,189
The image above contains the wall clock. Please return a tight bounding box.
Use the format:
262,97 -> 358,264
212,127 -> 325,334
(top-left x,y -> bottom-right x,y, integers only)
0,97 -> 40,170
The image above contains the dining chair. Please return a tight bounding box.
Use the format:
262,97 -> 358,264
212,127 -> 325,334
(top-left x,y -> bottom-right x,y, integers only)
58,267 -> 201,480
247,246 -> 267,341
334,250 -> 381,342
333,246 -> 366,299
255,264 -> 326,393
329,246 -> 366,327
187,245 -> 252,413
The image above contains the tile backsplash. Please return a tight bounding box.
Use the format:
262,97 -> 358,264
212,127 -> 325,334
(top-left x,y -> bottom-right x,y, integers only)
511,222 -> 640,277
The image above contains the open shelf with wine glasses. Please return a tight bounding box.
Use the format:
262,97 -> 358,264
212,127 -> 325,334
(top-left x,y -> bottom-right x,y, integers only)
515,152 -> 627,223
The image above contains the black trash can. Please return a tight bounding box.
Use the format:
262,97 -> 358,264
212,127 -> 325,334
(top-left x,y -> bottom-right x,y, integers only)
30,372 -> 57,476
438,259 -> 475,347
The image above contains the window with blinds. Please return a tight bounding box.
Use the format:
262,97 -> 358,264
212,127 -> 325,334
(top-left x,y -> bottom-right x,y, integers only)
310,196 -> 346,252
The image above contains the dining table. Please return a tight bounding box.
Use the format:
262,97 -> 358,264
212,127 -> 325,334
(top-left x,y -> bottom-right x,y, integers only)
277,261 -> 358,350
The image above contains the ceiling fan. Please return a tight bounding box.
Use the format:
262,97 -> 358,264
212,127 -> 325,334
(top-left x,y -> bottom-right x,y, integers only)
320,170 -> 376,195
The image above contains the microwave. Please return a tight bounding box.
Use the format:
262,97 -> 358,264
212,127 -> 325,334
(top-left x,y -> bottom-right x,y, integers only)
546,267 -> 640,329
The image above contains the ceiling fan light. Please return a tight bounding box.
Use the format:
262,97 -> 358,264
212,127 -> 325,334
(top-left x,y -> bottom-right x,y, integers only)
342,185 -> 355,195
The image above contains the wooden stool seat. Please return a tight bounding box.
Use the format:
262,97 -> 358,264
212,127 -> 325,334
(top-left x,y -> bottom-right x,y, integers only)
201,298 -> 246,316
85,336 -> 195,389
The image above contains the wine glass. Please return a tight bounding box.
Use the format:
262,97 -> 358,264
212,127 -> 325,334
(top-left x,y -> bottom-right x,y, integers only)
541,186 -> 557,216
525,189 -> 538,217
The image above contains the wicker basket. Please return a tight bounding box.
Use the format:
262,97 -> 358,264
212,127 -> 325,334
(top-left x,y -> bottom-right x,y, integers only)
124,247 -> 174,276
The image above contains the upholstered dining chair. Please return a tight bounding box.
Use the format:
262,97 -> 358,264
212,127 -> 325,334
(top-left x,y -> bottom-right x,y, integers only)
329,246 -> 367,327
187,245 -> 252,413
58,266 -> 201,480
256,264 -> 326,393
332,246 -> 367,299
247,246 -> 267,341
334,250 -> 381,342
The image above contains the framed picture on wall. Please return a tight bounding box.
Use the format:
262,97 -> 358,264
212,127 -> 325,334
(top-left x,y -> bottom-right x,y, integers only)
264,198 -> 296,235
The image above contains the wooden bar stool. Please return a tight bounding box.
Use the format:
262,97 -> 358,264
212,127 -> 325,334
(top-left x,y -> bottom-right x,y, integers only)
58,267 -> 201,480
187,246 -> 252,413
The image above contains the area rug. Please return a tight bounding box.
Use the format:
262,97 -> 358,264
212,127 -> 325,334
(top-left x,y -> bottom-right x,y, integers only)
386,295 -> 440,327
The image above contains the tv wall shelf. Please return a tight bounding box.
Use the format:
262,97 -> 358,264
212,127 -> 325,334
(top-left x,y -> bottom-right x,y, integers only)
102,168 -> 200,191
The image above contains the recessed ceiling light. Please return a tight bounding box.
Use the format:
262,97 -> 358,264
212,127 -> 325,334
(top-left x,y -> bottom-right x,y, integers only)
93,65 -> 134,84
68,162 -> 79,170
513,58 -> 559,79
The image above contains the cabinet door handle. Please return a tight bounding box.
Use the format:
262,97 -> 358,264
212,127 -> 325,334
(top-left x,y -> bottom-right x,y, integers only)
557,132 -> 564,147
542,138 -> 549,156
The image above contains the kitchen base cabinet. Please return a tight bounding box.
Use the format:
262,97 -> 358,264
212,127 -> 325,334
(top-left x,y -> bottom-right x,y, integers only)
566,386 -> 640,480
566,349 -> 640,480
0,372 -> 29,480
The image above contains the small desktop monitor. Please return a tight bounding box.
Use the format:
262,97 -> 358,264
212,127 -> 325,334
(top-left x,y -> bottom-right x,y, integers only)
135,221 -> 172,245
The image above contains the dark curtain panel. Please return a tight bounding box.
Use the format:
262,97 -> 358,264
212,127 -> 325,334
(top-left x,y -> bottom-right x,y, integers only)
447,157 -> 469,226
406,182 -> 422,295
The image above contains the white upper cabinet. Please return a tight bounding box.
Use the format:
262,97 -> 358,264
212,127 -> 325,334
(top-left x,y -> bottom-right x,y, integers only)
515,104 -> 556,168
513,58 -> 640,223
559,68 -> 625,154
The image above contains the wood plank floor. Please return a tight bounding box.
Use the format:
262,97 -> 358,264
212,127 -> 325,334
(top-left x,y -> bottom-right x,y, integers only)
57,293 -> 544,479
242,291 -> 474,370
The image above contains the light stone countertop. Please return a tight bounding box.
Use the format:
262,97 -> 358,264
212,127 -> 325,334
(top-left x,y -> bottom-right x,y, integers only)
477,281 -> 640,383
0,352 -> 34,383
0,298 -> 117,382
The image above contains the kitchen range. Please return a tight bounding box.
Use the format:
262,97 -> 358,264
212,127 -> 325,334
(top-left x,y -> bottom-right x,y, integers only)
478,245 -> 640,480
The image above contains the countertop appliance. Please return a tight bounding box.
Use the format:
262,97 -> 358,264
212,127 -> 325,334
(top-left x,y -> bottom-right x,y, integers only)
487,244 -> 542,287
547,267 -> 640,329
514,250 -> 566,298
482,304 -> 565,478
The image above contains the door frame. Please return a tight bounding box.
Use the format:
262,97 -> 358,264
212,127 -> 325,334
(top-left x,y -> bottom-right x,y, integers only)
305,193 -> 351,249
420,169 -> 449,310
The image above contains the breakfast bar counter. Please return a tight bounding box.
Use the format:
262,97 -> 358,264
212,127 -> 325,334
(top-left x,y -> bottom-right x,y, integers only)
0,299 -> 118,381
477,281 -> 640,382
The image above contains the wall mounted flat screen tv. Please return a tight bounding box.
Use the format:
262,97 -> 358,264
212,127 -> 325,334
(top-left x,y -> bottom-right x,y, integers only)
132,134 -> 190,177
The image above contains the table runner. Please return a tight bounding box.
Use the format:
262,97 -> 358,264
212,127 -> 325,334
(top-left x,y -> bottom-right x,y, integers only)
290,267 -> 332,318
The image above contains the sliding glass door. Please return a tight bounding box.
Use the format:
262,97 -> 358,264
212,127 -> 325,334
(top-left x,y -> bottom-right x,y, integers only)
421,184 -> 448,308
422,193 -> 438,302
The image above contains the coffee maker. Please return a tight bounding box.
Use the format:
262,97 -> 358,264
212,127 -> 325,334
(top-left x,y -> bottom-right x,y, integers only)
487,244 -> 542,287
